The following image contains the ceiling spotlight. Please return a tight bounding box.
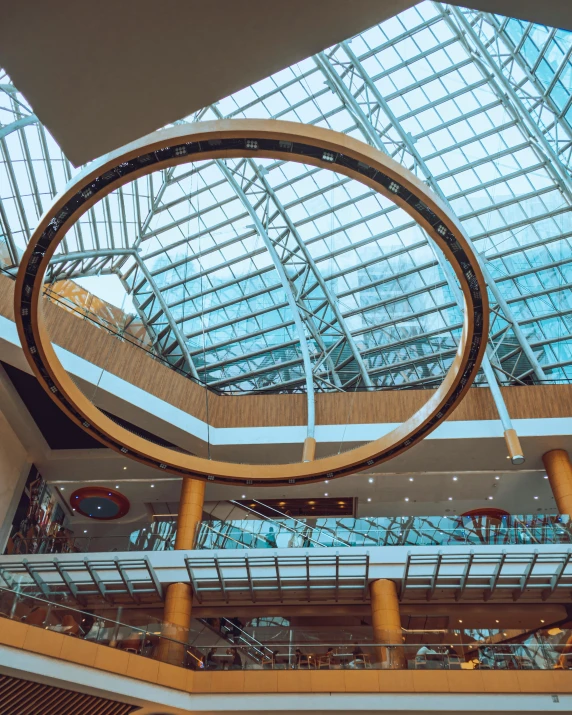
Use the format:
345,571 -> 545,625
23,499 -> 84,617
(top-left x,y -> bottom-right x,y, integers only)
458,620 -> 463,624
452,477 -> 458,481
368,478 -> 374,483
488,496 -> 493,500
534,496 -> 539,500
123,467 -> 127,470
540,619 -> 545,623
325,480 -> 329,484
83,530 -> 87,533
495,620 -> 499,624
115,485 -> 119,489
544,475 -> 548,479
324,493 -> 329,497
143,528 -> 146,531
97,506 -> 101,510
495,476 -> 500,480
405,497 -> 409,502
151,484 -> 155,488
60,487 -> 64,491
367,498 -> 372,502
448,497 -> 453,501
241,495 -> 246,499
409,478 -> 414,482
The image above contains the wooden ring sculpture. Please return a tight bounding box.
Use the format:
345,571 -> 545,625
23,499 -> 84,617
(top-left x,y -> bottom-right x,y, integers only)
15,120 -> 488,486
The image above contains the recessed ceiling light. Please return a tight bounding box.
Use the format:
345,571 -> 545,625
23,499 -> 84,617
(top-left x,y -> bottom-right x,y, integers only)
97,506 -> 101,510
458,620 -> 463,623
241,495 -> 246,499
123,467 -> 127,470
83,530 -> 87,533
151,484 -> 155,488
495,476 -> 500,480
540,619 -> 545,623
325,480 -> 329,484
452,477 -> 458,481
324,493 -> 328,497
448,497 -> 453,501
115,485 -> 119,489
368,478 -> 374,483
488,496 -> 493,500
544,475 -> 548,479
409,478 -> 414,482
60,487 -> 64,491
143,528 -> 146,531
404,497 -> 409,502
495,620 -> 499,623
367,498 -> 372,502
534,496 -> 539,500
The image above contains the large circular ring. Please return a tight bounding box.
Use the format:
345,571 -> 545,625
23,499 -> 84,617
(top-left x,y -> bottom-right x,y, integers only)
15,119 -> 488,486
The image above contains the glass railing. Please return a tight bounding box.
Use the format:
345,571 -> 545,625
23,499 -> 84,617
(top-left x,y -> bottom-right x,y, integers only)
0,585 -> 203,670
6,514 -> 571,556
194,514 -> 572,551
1,585 -> 571,673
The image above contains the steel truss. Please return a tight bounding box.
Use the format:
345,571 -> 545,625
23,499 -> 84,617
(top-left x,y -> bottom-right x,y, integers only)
3,4 -> 572,397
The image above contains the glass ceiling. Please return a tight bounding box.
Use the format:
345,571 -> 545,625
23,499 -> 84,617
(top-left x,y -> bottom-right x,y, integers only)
1,2 -> 572,393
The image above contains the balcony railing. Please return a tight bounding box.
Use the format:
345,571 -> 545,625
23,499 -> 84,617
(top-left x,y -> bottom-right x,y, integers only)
0,586 -> 570,672
6,514 -> 571,556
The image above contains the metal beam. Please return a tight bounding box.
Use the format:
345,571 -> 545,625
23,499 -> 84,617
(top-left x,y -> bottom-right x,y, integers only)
0,114 -> 38,141
217,160 -> 315,437
338,37 -> 547,384
134,255 -> 200,381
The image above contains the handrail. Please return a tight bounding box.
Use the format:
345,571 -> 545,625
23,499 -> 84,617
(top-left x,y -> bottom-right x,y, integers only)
251,498 -> 350,548
228,500 -> 326,548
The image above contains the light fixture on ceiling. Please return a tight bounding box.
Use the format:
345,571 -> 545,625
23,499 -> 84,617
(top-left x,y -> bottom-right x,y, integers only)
151,484 -> 155,488
83,530 -> 87,533
534,496 -> 539,500
540,619 -> 545,623
409,478 -> 414,482
544,475 -> 548,479
452,477 -> 458,481
241,495 -> 246,499
367,498 -> 372,502
448,497 -> 453,501
325,480 -> 329,484
368,478 -> 374,483
488,496 -> 493,500
495,620 -> 499,623
324,493 -> 328,497
115,485 -> 119,489
405,497 -> 409,502
458,620 -> 463,624
123,467 -> 127,470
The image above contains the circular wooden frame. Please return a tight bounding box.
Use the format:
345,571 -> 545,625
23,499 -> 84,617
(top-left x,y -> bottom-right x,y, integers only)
15,119 -> 488,486
70,487 -> 130,520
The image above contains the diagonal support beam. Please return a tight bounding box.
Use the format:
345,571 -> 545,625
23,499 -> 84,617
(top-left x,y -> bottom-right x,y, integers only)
218,160 -> 315,438
336,37 -> 547,384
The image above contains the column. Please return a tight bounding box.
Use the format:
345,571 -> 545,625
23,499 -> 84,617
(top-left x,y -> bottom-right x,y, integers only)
160,477 -> 205,665
543,449 -> 572,515
370,579 -> 405,669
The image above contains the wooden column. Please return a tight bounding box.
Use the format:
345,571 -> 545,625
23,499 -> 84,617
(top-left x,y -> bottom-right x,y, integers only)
543,449 -> 572,515
370,579 -> 405,669
160,478 -> 205,665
